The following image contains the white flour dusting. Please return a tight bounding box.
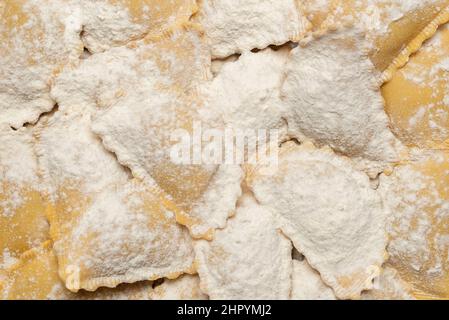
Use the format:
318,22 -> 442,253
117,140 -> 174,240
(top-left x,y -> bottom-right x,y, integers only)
195,194 -> 292,299
2,0 -> 449,301
197,0 -> 311,58
204,47 -> 290,132
80,0 -> 197,53
291,260 -> 336,300
281,27 -> 399,166
250,142 -> 387,299
379,150 -> 449,297
0,0 -> 82,128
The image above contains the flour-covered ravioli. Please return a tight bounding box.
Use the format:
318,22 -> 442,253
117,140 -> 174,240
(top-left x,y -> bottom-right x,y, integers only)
0,242 -> 67,300
203,48 -> 290,185
197,0 -> 311,58
0,126 -> 48,270
361,267 -> 414,300
380,151 -> 449,299
78,27 -> 243,239
383,23 -> 449,150
0,0 -> 82,128
249,142 -> 387,299
36,109 -> 194,292
205,47 -> 289,131
81,0 -> 197,53
0,243 -> 156,300
281,28 -> 398,166
291,260 -> 336,300
195,195 -> 292,300
151,275 -> 208,300
303,0 -> 449,72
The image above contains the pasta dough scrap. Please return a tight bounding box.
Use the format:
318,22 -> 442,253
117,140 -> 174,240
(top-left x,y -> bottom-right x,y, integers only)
58,27 -> 244,239
151,275 -> 208,300
361,267 -> 415,300
196,0 -> 311,58
249,142 -> 387,299
80,0 -> 198,53
281,28 -> 398,165
0,243 -> 155,300
195,195 -> 292,299
303,0 -> 449,72
0,126 -> 48,270
0,0 -> 82,128
291,260 -> 336,300
383,23 -> 449,150
36,109 -> 195,292
380,151 -> 449,299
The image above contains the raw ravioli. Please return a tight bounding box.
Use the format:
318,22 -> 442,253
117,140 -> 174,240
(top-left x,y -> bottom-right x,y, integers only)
205,48 -> 289,131
0,0 -> 82,128
195,195 -> 292,299
0,243 -> 155,300
249,142 -> 387,299
81,0 -> 198,53
383,23 -> 449,150
197,0 -> 310,58
380,151 -> 449,299
64,27 -> 244,239
0,126 -> 48,269
36,109 -> 195,292
303,0 -> 449,72
281,28 -> 398,164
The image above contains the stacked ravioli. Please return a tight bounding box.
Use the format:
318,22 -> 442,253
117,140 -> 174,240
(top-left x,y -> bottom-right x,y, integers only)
1,0 -> 448,300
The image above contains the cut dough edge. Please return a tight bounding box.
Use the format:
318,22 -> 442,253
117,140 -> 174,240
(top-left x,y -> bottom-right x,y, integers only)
382,21 -> 449,151
0,241 -> 206,300
291,245 -> 416,300
195,0 -> 313,59
303,1 -> 449,77
382,4 -> 449,83
80,0 -> 200,53
43,186 -> 196,292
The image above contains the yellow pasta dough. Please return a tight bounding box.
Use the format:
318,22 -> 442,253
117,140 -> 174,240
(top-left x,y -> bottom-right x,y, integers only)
381,151 -> 449,299
1,242 -> 65,300
361,267 -> 414,300
0,126 -> 48,270
81,0 -> 198,52
50,24 -> 242,239
36,109 -> 195,292
303,0 -> 449,72
3,0 -> 449,301
0,242 -> 157,300
383,23 -> 449,150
